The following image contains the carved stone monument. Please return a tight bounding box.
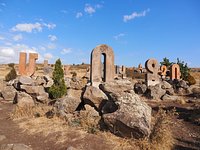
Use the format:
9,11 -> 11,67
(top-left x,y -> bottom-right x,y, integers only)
170,64 -> 181,80
138,63 -> 143,73
160,65 -> 167,79
90,44 -> 114,87
19,52 -> 38,76
145,58 -> 160,86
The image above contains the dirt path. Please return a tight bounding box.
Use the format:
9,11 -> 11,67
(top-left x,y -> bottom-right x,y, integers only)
0,102 -> 60,150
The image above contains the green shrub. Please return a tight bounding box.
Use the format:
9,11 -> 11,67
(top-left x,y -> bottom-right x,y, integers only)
5,64 -> 17,81
186,73 -> 196,85
176,58 -> 189,80
48,59 -> 67,99
160,57 -> 172,68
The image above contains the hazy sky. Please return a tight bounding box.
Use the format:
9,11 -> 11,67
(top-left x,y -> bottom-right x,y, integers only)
0,0 -> 199,67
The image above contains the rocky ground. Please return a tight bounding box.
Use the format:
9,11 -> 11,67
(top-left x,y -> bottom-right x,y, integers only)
0,98 -> 200,150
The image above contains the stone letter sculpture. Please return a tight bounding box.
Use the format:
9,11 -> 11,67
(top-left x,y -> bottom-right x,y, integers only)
170,64 -> 181,80
145,58 -> 160,86
90,44 -> 114,87
19,52 -> 38,76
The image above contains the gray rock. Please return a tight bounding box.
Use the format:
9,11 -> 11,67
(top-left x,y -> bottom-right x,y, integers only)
166,88 -> 175,95
1,86 -> 17,101
36,92 -> 49,103
161,81 -> 172,89
177,87 -> 187,95
83,85 -> 108,109
134,83 -> 147,94
100,80 -> 133,95
20,85 -> 45,95
0,144 -> 32,150
0,135 -> 6,141
145,84 -> 166,100
162,94 -> 179,101
19,76 -> 34,85
70,78 -> 87,90
43,76 -> 53,88
54,96 -> 81,118
35,76 -> 46,85
103,91 -> 151,139
17,92 -> 35,108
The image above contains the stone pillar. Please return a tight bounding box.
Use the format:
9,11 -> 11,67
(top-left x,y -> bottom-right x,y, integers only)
90,44 -> 114,87
18,52 -> 38,76
145,58 -> 160,86
138,63 -> 143,73
121,65 -> 126,78
170,64 -> 181,80
19,52 -> 27,75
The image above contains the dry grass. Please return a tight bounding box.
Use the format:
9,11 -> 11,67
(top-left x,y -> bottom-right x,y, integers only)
10,105 -> 52,119
11,105 -> 174,150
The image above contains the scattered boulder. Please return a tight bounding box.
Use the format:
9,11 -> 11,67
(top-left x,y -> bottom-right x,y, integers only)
35,76 -> 46,85
103,91 -> 151,139
70,78 -> 87,90
100,80 -> 133,95
19,76 -> 35,85
36,92 -> 49,103
1,86 -> 17,101
43,75 -> 53,88
67,89 -> 82,100
17,92 -> 35,108
161,81 -> 172,89
53,96 -> 81,118
0,144 -> 32,150
134,82 -> 147,94
166,88 -> 175,95
162,94 -> 179,101
83,85 -> 108,109
145,84 -> 166,100
20,85 -> 45,95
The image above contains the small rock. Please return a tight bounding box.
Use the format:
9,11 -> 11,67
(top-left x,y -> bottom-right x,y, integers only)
19,76 -> 35,85
162,94 -> 179,101
0,135 -> 6,141
161,81 -> 172,89
17,92 -> 35,108
1,86 -> 17,101
134,82 -> 147,94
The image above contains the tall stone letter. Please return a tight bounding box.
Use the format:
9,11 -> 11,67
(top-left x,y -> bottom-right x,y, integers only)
145,58 -> 160,86
90,44 -> 114,87
19,52 -> 38,76
170,64 -> 181,80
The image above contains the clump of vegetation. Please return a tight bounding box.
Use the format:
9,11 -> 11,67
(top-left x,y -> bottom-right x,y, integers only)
48,59 -> 67,99
160,57 -> 172,68
176,58 -> 189,80
5,63 -> 17,81
186,73 -> 196,85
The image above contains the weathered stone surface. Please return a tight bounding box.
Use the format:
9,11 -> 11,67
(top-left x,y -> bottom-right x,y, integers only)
17,92 -> 34,107
1,86 -> 17,101
177,80 -> 189,89
83,85 -> 108,109
145,58 -> 160,86
84,105 -> 99,117
177,88 -> 187,96
100,80 -> 133,95
67,89 -> 82,100
162,94 -> 179,101
103,91 -> 151,139
20,85 -> 45,95
0,135 -> 6,141
70,78 -> 87,90
35,76 -> 46,85
43,75 -> 53,88
145,84 -> 166,100
166,88 -> 175,95
36,92 -> 49,103
161,81 -> 172,89
19,52 -> 38,76
134,83 -> 147,94
170,64 -> 181,80
19,76 -> 34,85
90,44 -> 115,87
54,96 -> 81,118
0,144 -> 32,150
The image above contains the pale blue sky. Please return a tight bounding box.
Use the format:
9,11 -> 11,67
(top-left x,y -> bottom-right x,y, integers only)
0,0 -> 199,67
